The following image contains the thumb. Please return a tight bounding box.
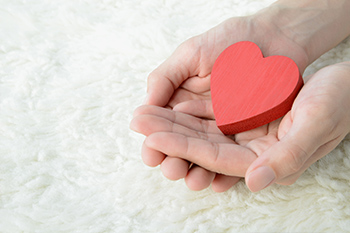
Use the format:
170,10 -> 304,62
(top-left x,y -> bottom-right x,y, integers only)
245,123 -> 324,192
145,41 -> 200,107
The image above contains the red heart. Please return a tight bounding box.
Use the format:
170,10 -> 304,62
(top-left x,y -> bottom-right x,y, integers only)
210,41 -> 303,135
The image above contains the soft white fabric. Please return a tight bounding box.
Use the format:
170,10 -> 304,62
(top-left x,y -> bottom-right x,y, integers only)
0,0 -> 350,232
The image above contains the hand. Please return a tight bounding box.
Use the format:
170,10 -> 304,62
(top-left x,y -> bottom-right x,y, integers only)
145,15 -> 309,108
131,104 -> 281,192
244,62 -> 350,191
133,0 -> 350,192
135,15 -> 309,192
136,62 -> 350,192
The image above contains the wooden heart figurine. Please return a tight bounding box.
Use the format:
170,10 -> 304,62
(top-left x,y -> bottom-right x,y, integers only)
210,41 -> 303,135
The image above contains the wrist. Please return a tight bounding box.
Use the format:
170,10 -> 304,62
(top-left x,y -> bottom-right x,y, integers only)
255,0 -> 350,67
248,11 -> 310,72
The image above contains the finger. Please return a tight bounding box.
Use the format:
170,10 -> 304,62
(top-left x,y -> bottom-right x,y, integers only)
160,157 -> 190,180
133,106 -> 235,189
143,141 -> 191,184
180,75 -> 211,94
145,132 -> 257,176
277,134 -> 345,185
211,174 -> 241,193
173,100 -> 215,119
146,41 -> 200,106
132,114 -> 229,144
245,123 -> 326,192
160,153 -> 218,191
166,88 -> 210,109
185,165 -> 216,191
141,141 -> 165,167
165,74 -> 211,109
131,105 -> 223,136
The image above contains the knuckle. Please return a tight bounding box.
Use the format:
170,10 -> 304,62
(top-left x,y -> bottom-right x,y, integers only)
284,144 -> 308,174
208,141 -> 220,166
195,130 -> 209,142
199,117 -> 211,133
178,37 -> 197,51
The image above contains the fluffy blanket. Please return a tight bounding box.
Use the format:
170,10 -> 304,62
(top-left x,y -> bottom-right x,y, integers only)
1,0 -> 350,232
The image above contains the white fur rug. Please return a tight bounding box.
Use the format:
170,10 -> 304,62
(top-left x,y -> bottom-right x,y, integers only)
1,0 -> 350,232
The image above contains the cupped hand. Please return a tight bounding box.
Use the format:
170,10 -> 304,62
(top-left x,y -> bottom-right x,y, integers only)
133,14 -> 310,192
135,62 -> 350,192
244,62 -> 350,191
145,15 -> 309,108
131,104 -> 283,192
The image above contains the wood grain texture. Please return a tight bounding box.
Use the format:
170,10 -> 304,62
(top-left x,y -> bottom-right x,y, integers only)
211,41 -> 303,135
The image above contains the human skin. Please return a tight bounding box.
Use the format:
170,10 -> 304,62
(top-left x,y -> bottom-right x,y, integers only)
132,62 -> 350,191
130,0 -> 350,192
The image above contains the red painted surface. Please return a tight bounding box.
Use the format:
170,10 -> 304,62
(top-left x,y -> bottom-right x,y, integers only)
211,41 -> 303,135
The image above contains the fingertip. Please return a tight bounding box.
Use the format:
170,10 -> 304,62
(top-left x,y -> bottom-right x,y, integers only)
145,77 -> 175,107
173,100 -> 215,119
141,141 -> 165,167
246,166 -> 276,192
185,166 -> 215,191
172,101 -> 193,113
129,114 -> 149,135
132,105 -> 147,117
129,116 -> 139,133
211,175 -> 241,193
143,132 -> 159,149
160,157 -> 190,180
142,94 -> 149,105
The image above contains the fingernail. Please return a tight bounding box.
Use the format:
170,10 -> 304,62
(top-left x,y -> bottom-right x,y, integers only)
142,95 -> 149,105
247,166 -> 276,192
